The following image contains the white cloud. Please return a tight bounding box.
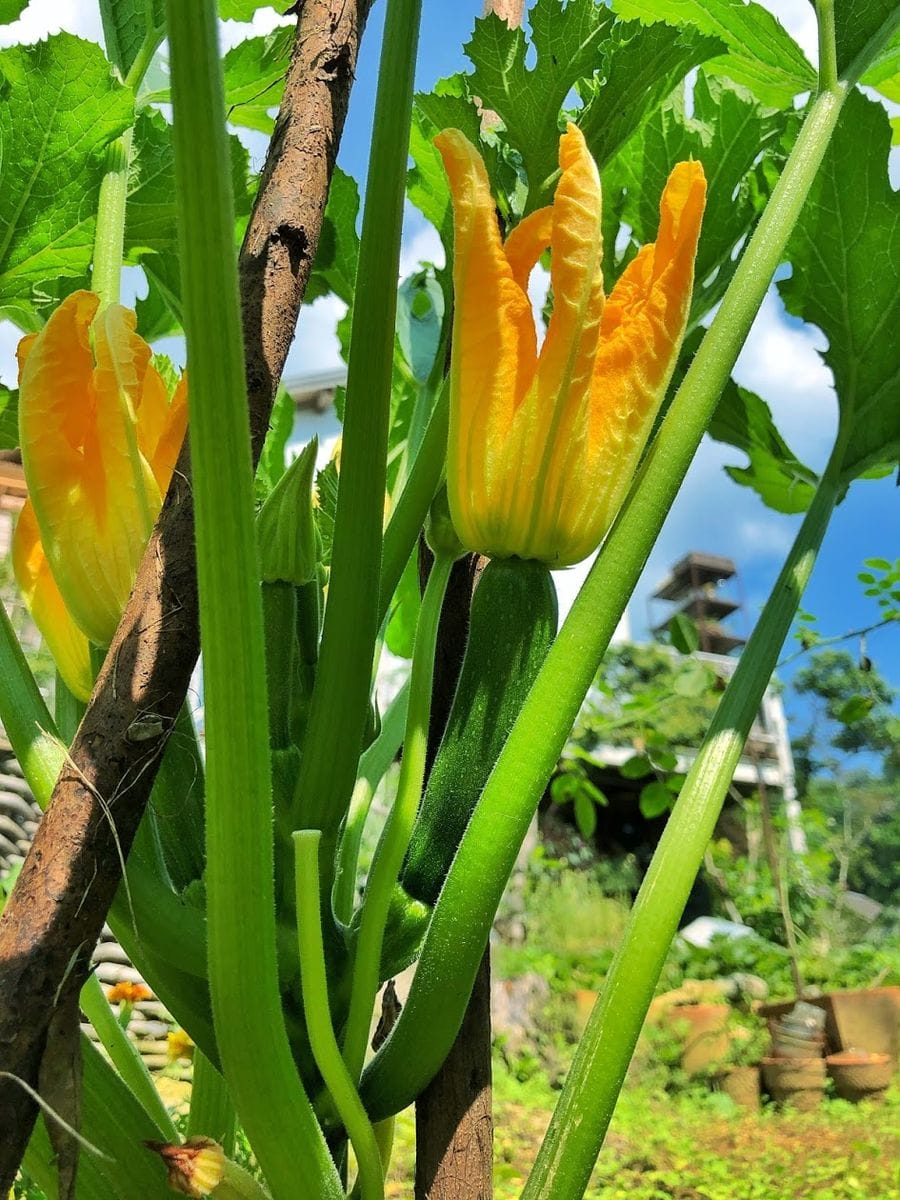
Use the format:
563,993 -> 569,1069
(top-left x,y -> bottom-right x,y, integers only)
0,0 -> 103,47
285,293 -> 347,376
732,289 -> 837,472
399,219 -> 445,277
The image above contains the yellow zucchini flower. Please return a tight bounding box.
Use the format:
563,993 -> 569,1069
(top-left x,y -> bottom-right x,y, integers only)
436,122 -> 706,567
13,290 -> 187,662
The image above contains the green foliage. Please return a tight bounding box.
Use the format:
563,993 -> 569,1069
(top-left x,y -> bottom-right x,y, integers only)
792,648 -> 897,768
255,385 -> 295,502
0,35 -> 133,309
126,105 -> 251,282
858,556 -> 900,623
0,386 -> 18,450
576,642 -> 721,753
808,774 -> 900,907
577,20 -> 722,172
709,380 -> 819,514
0,0 -> 27,23
603,72 -> 788,323
222,27 -> 292,133
611,0 -> 815,107
219,0 -> 290,17
780,90 -> 900,482
465,0 -> 613,202
99,0 -> 164,76
832,0 -> 899,75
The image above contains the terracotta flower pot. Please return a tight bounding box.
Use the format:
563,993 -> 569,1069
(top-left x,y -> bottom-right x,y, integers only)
762,1055 -> 826,1111
826,1051 -> 894,1103
829,989 -> 900,1059
713,1065 -> 761,1110
675,1004 -> 731,1076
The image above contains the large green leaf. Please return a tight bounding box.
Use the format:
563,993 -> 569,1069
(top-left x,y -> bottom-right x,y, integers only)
0,0 -> 27,22
465,0 -> 613,202
146,27 -> 293,132
407,102 -> 454,250
612,0 -> 814,106
779,90 -> 900,482
601,72 -> 786,323
223,27 -> 292,132
99,0 -> 164,76
127,108 -> 250,259
833,0 -> 898,76
578,20 -> 723,171
708,379 -> 819,514
307,166 -> 360,306
0,36 -> 133,304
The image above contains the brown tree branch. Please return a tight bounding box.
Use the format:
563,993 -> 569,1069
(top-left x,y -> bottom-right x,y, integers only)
0,1 -> 371,1182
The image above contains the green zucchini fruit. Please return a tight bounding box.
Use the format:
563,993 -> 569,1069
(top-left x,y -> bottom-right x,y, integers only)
401,556 -> 558,907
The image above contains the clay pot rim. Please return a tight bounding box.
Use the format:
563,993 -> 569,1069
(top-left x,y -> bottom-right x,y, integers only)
826,1051 -> 892,1066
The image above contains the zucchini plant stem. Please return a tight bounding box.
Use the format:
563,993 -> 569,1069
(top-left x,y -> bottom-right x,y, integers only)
164,3 -> 340,1196
522,451 -> 844,1200
360,24 -> 882,1115
90,128 -> 133,308
294,831 -> 385,1200
80,972 -> 178,1140
291,0 -> 423,859
343,553 -> 454,1085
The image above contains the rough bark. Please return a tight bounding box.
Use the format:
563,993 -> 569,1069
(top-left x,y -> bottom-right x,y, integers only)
0,1 -> 371,1182
414,550 -> 494,1200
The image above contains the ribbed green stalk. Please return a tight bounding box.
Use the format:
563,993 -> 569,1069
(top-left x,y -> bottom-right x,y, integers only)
523,456 -> 843,1199
164,4 -> 340,1196
91,128 -> 133,307
80,972 -> 177,1139
333,682 -> 410,926
294,832 -> 384,1200
816,0 -> 838,93
379,382 -> 449,625
343,554 -> 453,1085
291,0 -> 423,858
360,58 -> 858,1120
188,1051 -> 236,1156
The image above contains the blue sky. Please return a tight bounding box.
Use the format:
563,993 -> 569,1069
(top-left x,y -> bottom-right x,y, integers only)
1,0 -> 897,763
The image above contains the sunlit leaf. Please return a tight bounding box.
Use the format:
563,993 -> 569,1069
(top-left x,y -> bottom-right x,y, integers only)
708,376 -> 819,514
833,0 -> 898,76
255,386 -> 295,502
0,35 -> 133,303
601,73 -> 787,322
779,91 -> 900,482
578,20 -> 723,171
99,0 -> 164,76
611,0 -> 814,106
465,0 -> 613,201
0,0 -> 28,23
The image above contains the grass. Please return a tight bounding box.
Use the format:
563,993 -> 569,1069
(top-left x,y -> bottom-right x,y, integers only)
387,1067 -> 900,1199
